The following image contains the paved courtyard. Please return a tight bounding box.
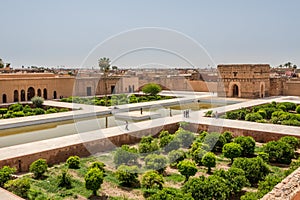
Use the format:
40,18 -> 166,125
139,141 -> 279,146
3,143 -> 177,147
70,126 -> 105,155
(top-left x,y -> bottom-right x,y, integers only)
1,95 -> 300,161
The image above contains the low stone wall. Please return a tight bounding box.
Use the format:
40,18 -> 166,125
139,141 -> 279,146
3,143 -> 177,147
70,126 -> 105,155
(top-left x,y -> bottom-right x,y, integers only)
262,167 -> 300,200
1,119 -> 297,172
0,123 -> 179,172
185,122 -> 299,142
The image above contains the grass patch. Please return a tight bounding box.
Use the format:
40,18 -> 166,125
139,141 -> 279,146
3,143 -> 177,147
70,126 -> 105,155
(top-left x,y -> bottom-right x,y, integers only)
165,173 -> 185,183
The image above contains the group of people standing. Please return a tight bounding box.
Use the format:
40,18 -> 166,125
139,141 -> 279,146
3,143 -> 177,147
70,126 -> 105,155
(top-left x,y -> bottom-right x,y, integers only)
183,109 -> 190,118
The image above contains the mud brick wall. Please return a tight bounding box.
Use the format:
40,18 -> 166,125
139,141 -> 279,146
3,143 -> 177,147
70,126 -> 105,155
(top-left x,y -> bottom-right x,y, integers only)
0,123 -> 179,172
262,167 -> 300,200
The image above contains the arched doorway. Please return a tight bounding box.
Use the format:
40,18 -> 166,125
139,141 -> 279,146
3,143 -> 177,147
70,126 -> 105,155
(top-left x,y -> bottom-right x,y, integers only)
260,84 -> 264,98
233,84 -> 239,97
43,89 -> 47,99
37,89 -> 42,97
21,90 -> 26,101
27,87 -> 35,101
2,94 -> 7,103
13,90 -> 19,102
53,91 -> 57,99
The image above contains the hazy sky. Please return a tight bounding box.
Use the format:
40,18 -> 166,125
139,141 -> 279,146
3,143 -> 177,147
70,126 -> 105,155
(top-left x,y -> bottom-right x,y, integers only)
0,0 -> 299,68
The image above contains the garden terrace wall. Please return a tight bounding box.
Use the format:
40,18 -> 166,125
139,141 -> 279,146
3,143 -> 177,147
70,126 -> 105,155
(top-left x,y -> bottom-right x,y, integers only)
262,167 -> 300,200
0,123 -> 179,172
186,122 -> 300,142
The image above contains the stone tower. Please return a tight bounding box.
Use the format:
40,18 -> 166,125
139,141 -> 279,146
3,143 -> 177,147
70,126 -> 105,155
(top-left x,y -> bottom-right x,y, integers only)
217,64 -> 270,98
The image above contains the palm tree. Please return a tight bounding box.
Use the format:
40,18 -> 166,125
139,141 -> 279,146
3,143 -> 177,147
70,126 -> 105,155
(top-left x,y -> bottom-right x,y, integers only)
286,62 -> 292,68
98,57 -> 111,106
0,58 -> 4,68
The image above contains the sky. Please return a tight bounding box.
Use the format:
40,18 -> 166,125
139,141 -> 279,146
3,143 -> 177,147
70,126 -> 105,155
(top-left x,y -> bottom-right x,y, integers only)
0,0 -> 299,68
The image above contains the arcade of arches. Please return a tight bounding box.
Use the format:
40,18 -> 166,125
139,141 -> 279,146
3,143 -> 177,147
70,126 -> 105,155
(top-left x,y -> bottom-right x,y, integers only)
0,73 -> 139,103
10,87 -> 51,102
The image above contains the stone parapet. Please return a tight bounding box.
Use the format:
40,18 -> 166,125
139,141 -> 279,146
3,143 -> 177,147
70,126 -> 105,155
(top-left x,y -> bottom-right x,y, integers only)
262,167 -> 300,200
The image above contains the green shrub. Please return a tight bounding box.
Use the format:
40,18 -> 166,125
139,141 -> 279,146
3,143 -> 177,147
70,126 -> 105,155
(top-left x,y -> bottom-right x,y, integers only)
13,111 -> 25,117
222,131 -> 233,143
277,104 -> 287,111
159,135 -> 173,148
158,130 -> 170,138
175,128 -> 195,148
177,160 -> 197,181
116,165 -> 139,187
240,192 -> 261,200
145,154 -> 168,174
202,132 -> 226,152
202,152 -> 216,173
148,188 -> 193,200
85,167 -> 104,196
9,103 -> 23,112
213,167 -> 250,194
226,111 -> 240,120
29,159 -> 48,179
59,108 -> 69,112
296,105 -> 300,114
278,136 -> 300,150
0,166 -> 16,187
0,108 -> 8,117
4,178 -> 31,198
34,108 -> 45,115
89,161 -> 105,172
245,113 -> 263,122
168,150 -> 186,167
141,170 -> 164,189
233,136 -> 256,156
31,96 -> 44,108
23,105 -> 32,113
182,175 -> 229,200
3,113 -> 14,119
257,174 -> 284,196
222,142 -> 242,163
281,119 -> 300,126
262,141 -> 295,164
139,136 -> 160,154
271,110 -> 285,118
257,152 -> 269,163
278,102 -> 296,111
46,108 -> 58,114
164,138 -> 181,153
191,147 -> 207,166
257,109 -> 267,119
285,158 -> 300,176
142,83 -> 162,96
232,157 -> 270,185
66,156 -> 80,169
114,145 -> 139,166
58,170 -> 72,189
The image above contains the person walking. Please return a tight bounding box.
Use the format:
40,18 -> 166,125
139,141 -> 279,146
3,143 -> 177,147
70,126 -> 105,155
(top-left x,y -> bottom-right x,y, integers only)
125,120 -> 129,130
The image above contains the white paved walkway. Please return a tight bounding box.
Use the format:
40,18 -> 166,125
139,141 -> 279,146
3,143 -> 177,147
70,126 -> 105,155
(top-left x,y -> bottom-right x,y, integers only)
1,96 -> 300,161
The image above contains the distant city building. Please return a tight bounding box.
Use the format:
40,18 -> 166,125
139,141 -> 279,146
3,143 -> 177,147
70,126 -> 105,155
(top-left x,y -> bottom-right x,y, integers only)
217,64 -> 270,98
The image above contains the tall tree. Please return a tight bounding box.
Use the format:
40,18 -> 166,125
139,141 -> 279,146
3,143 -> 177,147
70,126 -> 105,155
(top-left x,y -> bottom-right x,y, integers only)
0,58 -> 4,68
98,57 -> 111,106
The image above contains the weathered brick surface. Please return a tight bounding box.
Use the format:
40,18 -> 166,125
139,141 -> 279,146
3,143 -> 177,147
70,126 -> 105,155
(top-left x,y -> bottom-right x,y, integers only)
262,168 -> 300,200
